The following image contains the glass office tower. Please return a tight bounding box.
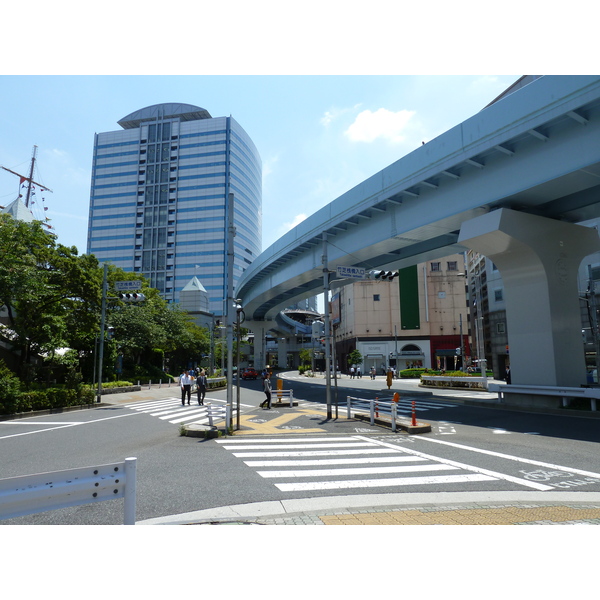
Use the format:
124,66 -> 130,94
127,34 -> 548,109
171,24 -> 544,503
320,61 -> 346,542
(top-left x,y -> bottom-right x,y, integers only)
86,103 -> 262,315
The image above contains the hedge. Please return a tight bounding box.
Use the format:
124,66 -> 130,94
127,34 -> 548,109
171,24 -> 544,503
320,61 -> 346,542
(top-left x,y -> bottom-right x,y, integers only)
0,386 -> 95,416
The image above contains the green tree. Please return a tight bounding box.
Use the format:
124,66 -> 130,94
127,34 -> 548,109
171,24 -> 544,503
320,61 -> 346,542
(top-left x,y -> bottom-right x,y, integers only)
0,215 -> 102,381
348,349 -> 363,368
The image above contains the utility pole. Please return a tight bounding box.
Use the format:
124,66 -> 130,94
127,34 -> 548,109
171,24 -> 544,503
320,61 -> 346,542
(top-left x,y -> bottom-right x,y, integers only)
322,232 -> 332,419
96,263 -> 108,403
225,193 -> 236,430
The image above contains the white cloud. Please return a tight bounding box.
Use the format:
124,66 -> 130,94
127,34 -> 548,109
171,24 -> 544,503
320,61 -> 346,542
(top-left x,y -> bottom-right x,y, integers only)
344,108 -> 416,144
277,213 -> 308,237
320,104 -> 361,127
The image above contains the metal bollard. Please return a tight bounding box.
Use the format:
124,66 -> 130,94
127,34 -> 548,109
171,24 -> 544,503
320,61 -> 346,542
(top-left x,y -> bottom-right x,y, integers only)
148,380 -> 152,389
391,402 -> 397,433
347,397 -> 352,419
289,389 -> 294,408
370,400 -> 375,425
412,400 -> 417,426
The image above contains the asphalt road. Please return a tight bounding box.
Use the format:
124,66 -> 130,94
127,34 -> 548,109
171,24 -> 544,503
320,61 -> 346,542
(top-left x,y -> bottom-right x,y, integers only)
2,374 -> 600,524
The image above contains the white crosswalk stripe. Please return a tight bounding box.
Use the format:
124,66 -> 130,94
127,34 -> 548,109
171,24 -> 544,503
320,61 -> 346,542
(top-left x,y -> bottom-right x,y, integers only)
121,397 -> 252,426
216,435 -> 499,492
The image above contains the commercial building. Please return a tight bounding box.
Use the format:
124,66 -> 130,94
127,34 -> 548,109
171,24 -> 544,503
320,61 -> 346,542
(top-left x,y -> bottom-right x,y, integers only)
332,253 -> 471,374
86,103 -> 262,316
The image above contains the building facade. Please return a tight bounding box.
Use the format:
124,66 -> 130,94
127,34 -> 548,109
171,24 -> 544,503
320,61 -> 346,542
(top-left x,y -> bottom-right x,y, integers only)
333,253 -> 471,374
86,103 -> 262,316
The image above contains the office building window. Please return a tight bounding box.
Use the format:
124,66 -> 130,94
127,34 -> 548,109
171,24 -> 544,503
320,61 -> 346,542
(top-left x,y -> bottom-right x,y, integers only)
431,262 -> 441,272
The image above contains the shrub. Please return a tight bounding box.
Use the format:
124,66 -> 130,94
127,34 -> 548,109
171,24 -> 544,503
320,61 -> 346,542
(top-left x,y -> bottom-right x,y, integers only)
0,361 -> 21,415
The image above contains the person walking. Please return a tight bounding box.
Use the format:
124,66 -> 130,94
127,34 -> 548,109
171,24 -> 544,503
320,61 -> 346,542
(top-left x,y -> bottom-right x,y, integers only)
180,369 -> 193,405
370,366 -> 376,380
260,368 -> 272,409
196,369 -> 208,405
356,366 -> 362,378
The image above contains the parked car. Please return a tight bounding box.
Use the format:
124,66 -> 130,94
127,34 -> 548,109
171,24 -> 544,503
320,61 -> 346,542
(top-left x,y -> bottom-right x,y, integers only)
241,368 -> 258,380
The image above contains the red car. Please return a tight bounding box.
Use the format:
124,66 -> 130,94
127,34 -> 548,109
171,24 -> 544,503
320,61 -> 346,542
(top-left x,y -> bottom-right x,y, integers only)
241,368 -> 258,380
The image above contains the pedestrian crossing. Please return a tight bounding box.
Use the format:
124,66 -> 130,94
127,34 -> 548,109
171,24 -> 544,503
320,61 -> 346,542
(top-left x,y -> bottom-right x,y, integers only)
122,397 -> 253,426
215,435 -> 498,493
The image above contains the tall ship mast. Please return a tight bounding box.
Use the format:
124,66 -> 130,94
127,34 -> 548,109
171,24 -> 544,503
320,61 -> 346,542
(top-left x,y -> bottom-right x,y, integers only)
0,145 -> 53,229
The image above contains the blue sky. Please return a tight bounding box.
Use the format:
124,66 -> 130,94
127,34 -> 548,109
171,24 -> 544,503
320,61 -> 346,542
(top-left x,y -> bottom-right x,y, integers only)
0,74 -> 522,253
0,3 -> 590,255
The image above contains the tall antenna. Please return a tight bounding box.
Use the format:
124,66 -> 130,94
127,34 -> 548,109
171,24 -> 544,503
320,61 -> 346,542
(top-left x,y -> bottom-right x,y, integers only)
1,145 -> 53,208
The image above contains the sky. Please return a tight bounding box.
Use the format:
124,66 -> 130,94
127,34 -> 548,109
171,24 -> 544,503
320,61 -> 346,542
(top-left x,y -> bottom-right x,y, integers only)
0,4 -> 593,259
0,74 -> 522,254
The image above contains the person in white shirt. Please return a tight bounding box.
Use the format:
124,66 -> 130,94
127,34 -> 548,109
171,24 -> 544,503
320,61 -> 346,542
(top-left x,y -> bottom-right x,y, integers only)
180,370 -> 193,405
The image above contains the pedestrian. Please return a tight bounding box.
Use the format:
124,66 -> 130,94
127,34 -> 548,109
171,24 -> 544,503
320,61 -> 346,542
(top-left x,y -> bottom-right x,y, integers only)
370,366 -> 376,380
196,369 -> 208,405
349,366 -> 355,379
505,366 -> 511,384
260,368 -> 272,409
356,366 -> 362,378
180,369 -> 193,405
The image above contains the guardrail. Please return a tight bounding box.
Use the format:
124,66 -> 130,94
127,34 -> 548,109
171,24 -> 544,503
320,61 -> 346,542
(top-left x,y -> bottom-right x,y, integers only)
347,396 -> 401,432
0,457 -> 137,525
274,389 -> 294,407
205,403 -> 235,428
488,383 -> 600,410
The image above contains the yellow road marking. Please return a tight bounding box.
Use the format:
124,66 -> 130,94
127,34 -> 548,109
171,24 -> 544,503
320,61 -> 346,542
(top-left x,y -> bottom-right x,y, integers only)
234,409 -> 327,435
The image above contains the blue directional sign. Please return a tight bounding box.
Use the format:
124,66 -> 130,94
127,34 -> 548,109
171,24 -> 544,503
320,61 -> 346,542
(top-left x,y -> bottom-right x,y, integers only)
336,266 -> 366,279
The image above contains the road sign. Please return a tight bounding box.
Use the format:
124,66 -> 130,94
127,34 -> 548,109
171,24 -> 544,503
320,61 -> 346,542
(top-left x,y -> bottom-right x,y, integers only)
115,280 -> 142,291
336,266 -> 366,279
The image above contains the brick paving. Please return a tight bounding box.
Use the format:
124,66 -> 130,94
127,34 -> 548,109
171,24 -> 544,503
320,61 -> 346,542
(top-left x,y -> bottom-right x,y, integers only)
253,504 -> 600,525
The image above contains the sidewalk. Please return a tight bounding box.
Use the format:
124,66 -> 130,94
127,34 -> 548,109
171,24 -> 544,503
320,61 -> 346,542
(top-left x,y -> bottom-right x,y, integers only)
102,379 -> 600,526
137,492 -> 600,525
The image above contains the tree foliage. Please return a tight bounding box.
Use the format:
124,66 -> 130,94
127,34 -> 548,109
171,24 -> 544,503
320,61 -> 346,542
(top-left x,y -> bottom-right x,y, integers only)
0,214 -> 210,384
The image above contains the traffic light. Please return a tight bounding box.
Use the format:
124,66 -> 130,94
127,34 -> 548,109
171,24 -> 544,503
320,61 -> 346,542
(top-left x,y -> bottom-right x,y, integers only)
119,292 -> 146,302
311,321 -> 325,338
369,270 -> 399,281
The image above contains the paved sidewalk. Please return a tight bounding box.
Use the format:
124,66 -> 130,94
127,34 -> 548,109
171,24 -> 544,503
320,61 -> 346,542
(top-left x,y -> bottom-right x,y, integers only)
137,492 -> 600,526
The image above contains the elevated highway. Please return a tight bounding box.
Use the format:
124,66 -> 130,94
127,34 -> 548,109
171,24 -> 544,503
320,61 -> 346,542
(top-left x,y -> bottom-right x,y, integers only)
237,75 -> 600,389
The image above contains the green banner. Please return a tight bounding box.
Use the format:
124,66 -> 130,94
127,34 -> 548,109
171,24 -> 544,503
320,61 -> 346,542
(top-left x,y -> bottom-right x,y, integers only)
399,265 -> 420,329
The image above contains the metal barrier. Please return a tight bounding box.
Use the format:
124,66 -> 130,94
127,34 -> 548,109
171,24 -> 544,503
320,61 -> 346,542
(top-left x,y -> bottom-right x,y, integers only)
0,457 -> 137,525
206,403 -> 233,428
274,389 -> 294,407
347,396 -> 399,431
488,383 -> 600,410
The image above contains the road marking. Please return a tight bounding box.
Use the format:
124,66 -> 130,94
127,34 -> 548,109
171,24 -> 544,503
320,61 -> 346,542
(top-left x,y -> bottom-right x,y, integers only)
0,421 -> 81,425
243,456 -> 428,467
235,412 -> 326,435
230,448 -> 404,458
258,463 -> 459,478
353,435 -> 554,491
0,412 -> 138,440
414,435 -> 600,480
274,473 -> 494,492
221,441 -> 375,450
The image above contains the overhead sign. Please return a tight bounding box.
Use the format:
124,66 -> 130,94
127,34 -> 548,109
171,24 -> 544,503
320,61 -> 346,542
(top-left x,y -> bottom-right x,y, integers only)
336,266 -> 366,279
115,280 -> 142,291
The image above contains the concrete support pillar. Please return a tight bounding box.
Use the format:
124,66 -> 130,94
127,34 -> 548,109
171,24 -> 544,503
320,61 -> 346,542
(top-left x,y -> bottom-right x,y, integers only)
459,208 -> 600,387
245,321 -> 267,369
278,337 -> 288,369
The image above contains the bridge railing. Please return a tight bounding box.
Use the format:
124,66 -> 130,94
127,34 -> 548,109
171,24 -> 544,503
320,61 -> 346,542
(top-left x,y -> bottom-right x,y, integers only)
0,457 -> 137,525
